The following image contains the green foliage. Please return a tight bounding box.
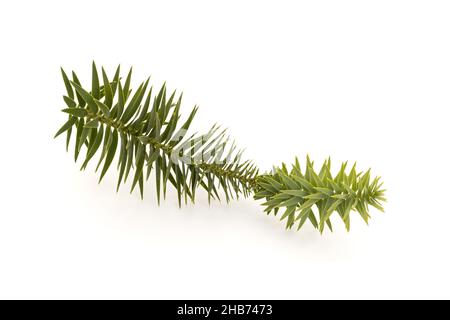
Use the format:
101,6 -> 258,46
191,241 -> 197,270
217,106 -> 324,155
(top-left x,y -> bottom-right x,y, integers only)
254,157 -> 386,232
55,62 -> 258,207
55,63 -> 385,233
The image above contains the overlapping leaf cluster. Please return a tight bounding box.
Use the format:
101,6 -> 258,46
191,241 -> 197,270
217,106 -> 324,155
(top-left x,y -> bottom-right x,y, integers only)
254,157 -> 386,232
55,62 -> 258,206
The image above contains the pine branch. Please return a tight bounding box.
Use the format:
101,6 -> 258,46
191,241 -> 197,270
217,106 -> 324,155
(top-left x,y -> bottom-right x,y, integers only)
254,156 -> 386,233
55,62 -> 386,233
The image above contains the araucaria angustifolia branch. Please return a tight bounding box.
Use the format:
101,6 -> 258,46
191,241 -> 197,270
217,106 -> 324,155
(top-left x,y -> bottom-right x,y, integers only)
55,62 -> 386,233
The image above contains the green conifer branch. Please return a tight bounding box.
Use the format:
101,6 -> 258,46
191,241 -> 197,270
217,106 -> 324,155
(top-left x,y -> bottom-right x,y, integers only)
55,62 -> 386,233
254,157 -> 385,232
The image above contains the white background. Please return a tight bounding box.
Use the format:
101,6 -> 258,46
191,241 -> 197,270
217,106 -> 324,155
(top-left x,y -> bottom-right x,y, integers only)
0,0 -> 449,299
